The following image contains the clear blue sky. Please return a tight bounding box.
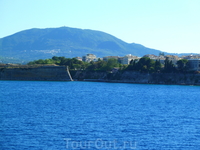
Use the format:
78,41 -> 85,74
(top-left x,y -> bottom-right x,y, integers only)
1,0 -> 200,53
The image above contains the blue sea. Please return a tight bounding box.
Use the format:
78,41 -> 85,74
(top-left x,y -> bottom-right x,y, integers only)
0,81 -> 200,150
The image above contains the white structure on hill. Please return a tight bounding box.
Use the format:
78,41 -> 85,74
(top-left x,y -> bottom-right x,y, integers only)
165,55 -> 180,65
182,54 -> 200,60
122,54 -> 139,64
75,57 -> 82,61
82,54 -> 96,62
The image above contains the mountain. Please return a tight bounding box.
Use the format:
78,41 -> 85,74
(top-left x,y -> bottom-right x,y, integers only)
0,26 -> 163,62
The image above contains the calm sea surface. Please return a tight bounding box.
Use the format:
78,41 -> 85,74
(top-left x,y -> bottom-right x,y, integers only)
0,81 -> 200,150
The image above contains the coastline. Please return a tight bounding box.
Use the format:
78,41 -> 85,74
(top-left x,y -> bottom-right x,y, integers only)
72,70 -> 200,86
1,67 -> 200,86
82,79 -> 200,86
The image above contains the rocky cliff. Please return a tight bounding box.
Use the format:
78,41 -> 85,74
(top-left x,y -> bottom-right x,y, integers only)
72,71 -> 200,85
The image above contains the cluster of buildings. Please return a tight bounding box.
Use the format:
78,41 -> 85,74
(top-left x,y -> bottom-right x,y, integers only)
77,54 -> 140,64
76,53 -> 200,71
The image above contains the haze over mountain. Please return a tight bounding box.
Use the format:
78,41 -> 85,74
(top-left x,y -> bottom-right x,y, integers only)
1,27 -> 167,63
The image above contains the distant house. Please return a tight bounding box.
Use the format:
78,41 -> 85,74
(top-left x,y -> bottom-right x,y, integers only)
143,54 -> 165,64
182,54 -> 200,60
187,59 -> 200,71
82,54 -> 96,62
165,55 -> 180,65
156,56 -> 165,64
75,57 -> 82,61
122,54 -> 138,64
143,54 -> 158,59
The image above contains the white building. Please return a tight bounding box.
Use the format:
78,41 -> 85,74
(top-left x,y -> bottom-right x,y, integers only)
156,56 -> 165,64
122,54 -> 138,64
182,54 -> 200,60
144,54 -> 165,64
143,54 -> 158,59
165,55 -> 180,66
75,57 -> 82,61
82,54 -> 96,62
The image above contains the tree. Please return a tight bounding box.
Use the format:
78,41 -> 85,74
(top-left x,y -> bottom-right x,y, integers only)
36,59 -> 45,64
136,57 -> 155,72
164,58 -> 175,73
52,56 -> 60,61
86,58 -> 119,71
126,59 -> 136,71
177,59 -> 188,72
99,58 -> 118,71
155,60 -> 162,72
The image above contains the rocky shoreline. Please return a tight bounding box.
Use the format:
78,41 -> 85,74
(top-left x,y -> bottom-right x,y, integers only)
72,70 -> 200,86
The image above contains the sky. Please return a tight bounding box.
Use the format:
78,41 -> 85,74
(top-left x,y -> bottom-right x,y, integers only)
0,0 -> 200,53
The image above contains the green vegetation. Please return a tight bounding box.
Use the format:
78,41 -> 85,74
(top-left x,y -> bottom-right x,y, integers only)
125,57 -> 162,73
27,56 -> 122,71
28,56 -> 88,70
126,56 -> 189,73
177,59 -> 188,73
163,57 -> 176,73
87,58 -> 123,71
27,56 -> 191,73
0,27 -> 162,61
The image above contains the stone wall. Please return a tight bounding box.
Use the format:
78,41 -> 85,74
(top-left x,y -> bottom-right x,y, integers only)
0,66 -> 71,81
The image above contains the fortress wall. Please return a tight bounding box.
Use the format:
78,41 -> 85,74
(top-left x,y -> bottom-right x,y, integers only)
0,66 -> 71,81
